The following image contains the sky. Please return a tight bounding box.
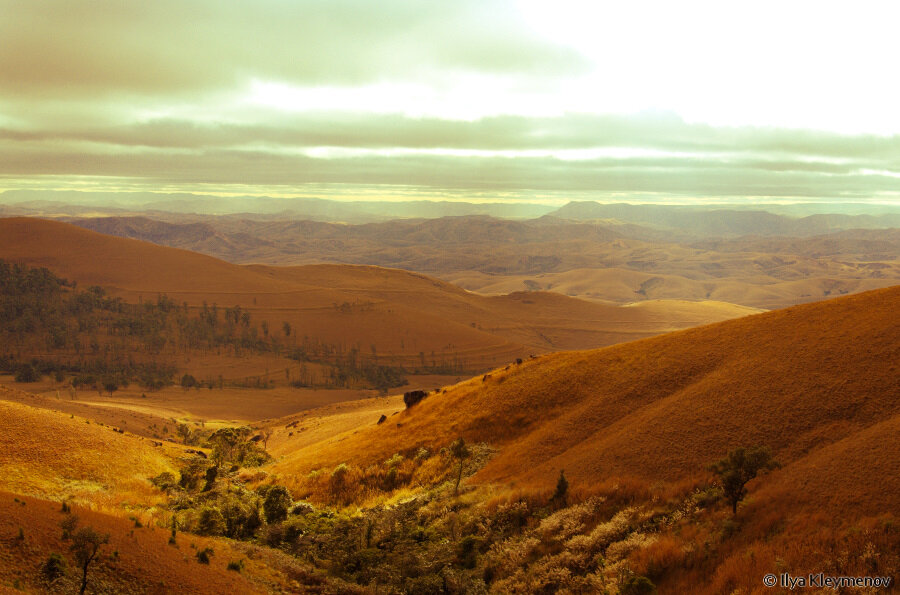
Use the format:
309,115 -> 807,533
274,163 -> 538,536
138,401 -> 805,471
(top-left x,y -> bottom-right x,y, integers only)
1,0 -> 899,205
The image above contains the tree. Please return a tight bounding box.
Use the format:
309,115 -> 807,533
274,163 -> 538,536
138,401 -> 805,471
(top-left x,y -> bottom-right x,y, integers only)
14,363 -> 40,383
261,428 -> 273,451
450,438 -> 470,496
708,446 -> 780,515
620,575 -> 657,594
197,507 -> 226,536
263,485 -> 292,524
282,321 -> 291,337
70,527 -> 109,595
552,469 -> 568,507
176,423 -> 193,444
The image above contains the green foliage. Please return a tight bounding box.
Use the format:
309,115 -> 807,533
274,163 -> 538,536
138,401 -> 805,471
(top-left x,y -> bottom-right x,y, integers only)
450,438 -> 470,495
206,426 -> 269,467
13,363 -> 40,382
60,513 -> 79,540
263,485 -> 293,524
178,459 -> 208,491
197,507 -> 226,536
456,535 -> 481,569
151,472 -> 178,491
708,445 -> 780,514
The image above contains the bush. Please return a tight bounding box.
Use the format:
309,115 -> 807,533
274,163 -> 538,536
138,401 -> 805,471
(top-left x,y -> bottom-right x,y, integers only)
14,363 -> 40,382
620,575 -> 657,595
197,547 -> 214,564
227,559 -> 244,572
197,507 -> 226,536
405,574 -> 445,595
42,552 -> 67,581
150,472 -> 177,491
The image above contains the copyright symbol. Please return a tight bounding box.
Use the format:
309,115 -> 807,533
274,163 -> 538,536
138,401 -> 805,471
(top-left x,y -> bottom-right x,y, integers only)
763,574 -> 777,587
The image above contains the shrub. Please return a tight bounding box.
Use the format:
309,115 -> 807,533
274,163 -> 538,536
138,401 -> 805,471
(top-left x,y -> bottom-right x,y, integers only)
552,470 -> 569,507
197,547 -> 214,564
620,575 -> 656,595
14,363 -> 40,382
150,471 -> 178,491
227,559 -> 244,572
42,552 -> 67,581
197,507 -> 226,536
60,514 -> 79,540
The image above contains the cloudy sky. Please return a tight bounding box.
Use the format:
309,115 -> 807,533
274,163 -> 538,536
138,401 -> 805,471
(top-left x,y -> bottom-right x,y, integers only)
1,0 -> 899,205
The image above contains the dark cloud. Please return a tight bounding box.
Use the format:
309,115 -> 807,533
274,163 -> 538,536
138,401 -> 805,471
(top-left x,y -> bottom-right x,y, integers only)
1,0 -> 897,203
1,139 -> 896,199
4,112 -> 899,166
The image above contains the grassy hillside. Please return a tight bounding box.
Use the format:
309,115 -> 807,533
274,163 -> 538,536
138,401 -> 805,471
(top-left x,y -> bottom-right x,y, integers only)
0,492 -> 336,594
0,217 -> 756,369
272,285 -> 899,515
0,393 -> 178,510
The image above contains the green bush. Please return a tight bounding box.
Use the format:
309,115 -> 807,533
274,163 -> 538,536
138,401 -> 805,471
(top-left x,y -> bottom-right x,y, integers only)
197,507 -> 226,536
263,485 -> 292,524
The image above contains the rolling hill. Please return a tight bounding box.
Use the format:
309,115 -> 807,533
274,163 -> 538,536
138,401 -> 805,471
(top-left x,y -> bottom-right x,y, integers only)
64,214 -> 900,309
270,285 -> 900,516
0,217 -> 758,368
0,397 -> 341,593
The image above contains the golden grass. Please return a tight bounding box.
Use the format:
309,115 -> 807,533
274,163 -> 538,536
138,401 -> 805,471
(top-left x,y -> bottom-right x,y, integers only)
271,286 -> 900,520
0,393 -> 177,510
0,217 -> 762,367
0,492 -> 271,594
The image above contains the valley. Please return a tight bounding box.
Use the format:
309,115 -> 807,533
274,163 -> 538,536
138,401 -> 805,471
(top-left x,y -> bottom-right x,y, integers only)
1,215 -> 897,593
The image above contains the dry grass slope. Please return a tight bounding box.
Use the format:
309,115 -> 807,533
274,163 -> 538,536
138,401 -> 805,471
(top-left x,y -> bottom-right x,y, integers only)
0,217 -> 758,367
272,285 -> 900,516
0,493 -> 263,594
0,392 -> 177,508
